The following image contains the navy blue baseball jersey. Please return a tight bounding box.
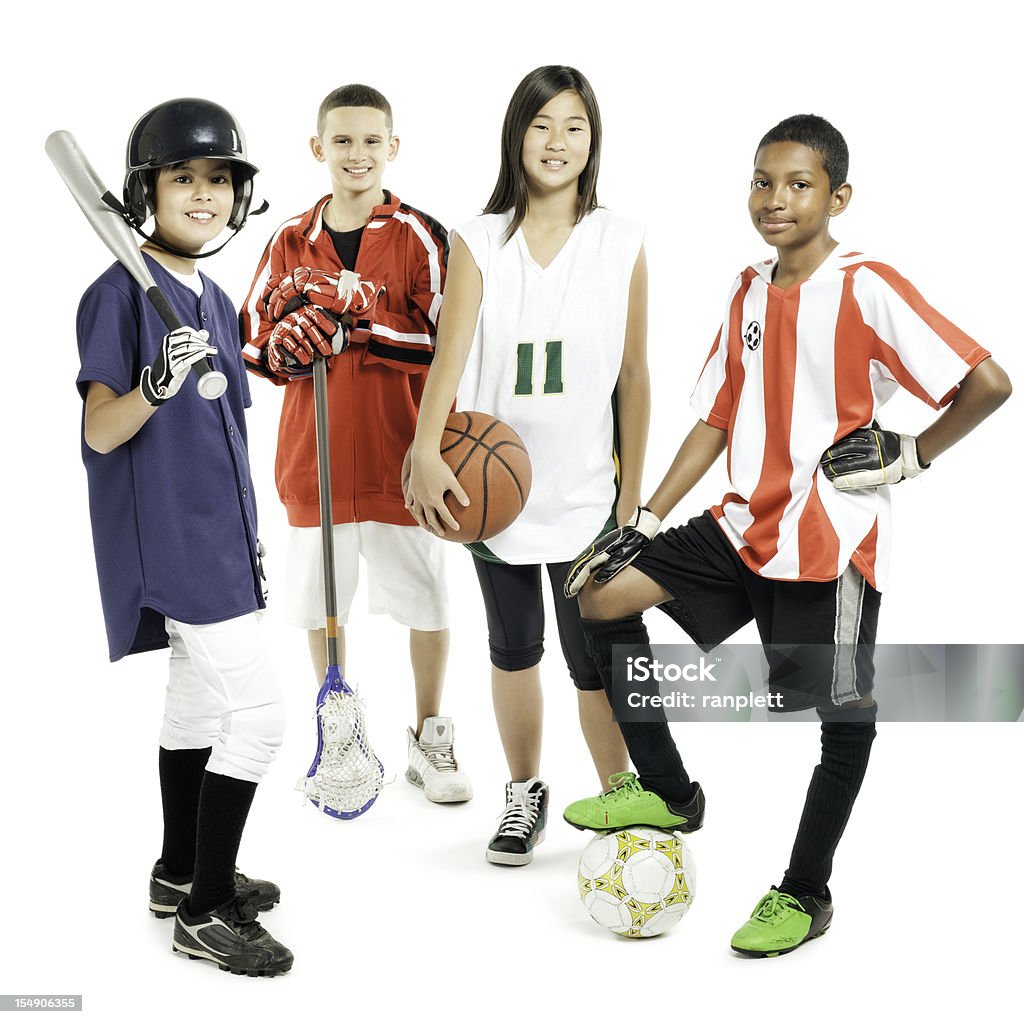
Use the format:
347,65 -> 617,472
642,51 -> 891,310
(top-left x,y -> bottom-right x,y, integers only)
77,254 -> 264,661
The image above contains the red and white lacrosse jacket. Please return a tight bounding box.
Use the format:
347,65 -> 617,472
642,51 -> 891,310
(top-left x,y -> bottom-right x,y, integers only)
240,193 -> 447,527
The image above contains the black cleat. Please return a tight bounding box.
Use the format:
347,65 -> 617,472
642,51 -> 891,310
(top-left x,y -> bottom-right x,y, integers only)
172,897 -> 293,977
150,862 -> 281,918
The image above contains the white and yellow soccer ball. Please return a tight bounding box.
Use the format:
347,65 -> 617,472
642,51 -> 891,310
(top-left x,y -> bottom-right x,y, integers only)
577,827 -> 696,938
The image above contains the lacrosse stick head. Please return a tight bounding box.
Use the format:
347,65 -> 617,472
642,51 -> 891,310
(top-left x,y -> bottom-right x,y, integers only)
303,667 -> 384,820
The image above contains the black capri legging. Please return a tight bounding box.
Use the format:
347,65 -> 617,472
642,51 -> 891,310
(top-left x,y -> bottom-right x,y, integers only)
472,556 -> 602,691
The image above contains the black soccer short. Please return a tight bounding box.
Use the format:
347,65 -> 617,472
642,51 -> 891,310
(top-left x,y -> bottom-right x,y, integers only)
472,556 -> 602,691
630,511 -> 881,712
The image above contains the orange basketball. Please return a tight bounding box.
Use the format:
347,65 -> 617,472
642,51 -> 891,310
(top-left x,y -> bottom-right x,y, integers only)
435,411 -> 532,543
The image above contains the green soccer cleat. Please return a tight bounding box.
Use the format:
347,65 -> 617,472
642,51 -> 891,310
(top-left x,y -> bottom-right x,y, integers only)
730,887 -> 833,957
562,771 -> 705,833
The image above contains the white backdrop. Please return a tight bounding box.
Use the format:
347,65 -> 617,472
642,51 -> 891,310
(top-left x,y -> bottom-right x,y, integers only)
2,1 -> 1020,1020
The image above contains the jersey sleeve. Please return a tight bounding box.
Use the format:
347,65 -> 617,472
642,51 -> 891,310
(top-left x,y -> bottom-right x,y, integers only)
361,210 -> 448,375
690,274 -> 745,429
76,279 -> 141,399
852,262 -> 991,409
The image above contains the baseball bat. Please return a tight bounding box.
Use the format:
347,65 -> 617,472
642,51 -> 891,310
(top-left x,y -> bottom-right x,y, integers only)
45,129 -> 227,400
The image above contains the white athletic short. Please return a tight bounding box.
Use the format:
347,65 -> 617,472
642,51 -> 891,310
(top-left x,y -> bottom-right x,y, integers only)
283,522 -> 449,631
161,614 -> 286,784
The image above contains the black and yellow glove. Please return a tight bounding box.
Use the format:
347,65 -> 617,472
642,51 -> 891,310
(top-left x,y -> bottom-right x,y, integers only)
564,507 -> 661,599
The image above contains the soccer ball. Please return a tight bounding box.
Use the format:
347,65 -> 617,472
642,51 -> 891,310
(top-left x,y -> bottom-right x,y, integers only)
577,827 -> 696,938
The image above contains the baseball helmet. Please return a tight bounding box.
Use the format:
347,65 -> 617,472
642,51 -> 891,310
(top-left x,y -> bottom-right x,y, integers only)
123,98 -> 259,231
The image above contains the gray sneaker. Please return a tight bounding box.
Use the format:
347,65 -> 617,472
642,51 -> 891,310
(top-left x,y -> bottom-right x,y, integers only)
406,716 -> 473,803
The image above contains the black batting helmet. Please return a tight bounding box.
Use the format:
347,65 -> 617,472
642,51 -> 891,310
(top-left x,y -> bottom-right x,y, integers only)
123,98 -> 259,231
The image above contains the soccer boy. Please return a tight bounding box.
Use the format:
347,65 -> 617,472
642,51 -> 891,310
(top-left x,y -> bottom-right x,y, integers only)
562,114 -> 1011,956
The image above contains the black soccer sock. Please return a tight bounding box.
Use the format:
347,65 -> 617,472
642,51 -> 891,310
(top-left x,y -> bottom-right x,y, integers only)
158,746 -> 212,876
187,770 -> 257,915
779,716 -> 877,900
581,614 -> 693,804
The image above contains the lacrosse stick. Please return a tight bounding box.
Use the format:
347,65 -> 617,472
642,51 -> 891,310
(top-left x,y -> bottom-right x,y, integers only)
301,354 -> 384,819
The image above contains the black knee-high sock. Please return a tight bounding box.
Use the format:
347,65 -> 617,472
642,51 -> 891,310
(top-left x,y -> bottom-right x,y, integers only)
581,614 -> 693,804
780,718 -> 876,899
188,771 -> 257,914
159,747 -> 212,876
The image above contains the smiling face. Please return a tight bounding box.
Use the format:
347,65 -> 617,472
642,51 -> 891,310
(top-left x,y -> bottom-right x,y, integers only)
748,141 -> 849,252
520,90 -> 591,197
311,106 -> 398,200
150,159 -> 234,255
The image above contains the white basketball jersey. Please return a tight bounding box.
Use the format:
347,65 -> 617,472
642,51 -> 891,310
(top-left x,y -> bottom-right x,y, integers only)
455,208 -> 644,564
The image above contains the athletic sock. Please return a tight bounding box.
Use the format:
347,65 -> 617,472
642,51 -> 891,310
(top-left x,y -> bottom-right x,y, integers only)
580,614 -> 693,804
779,718 -> 877,899
158,746 -> 212,876
187,770 -> 257,915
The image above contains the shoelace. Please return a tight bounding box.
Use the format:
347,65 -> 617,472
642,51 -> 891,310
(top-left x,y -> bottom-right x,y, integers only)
216,897 -> 266,939
495,789 -> 542,839
418,740 -> 459,773
598,771 -> 644,803
753,891 -> 802,922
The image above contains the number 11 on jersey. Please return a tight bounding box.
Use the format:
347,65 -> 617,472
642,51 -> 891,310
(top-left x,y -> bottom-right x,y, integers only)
515,340 -> 565,397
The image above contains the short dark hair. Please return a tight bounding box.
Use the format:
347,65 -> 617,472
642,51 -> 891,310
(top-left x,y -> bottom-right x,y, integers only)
757,114 -> 849,191
483,65 -> 602,242
317,84 -> 393,137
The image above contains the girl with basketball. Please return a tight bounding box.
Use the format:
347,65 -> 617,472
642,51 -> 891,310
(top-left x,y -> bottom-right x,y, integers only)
406,65 -> 652,865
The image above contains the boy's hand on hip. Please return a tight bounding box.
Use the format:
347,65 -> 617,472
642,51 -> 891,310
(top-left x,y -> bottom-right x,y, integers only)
820,427 -> 928,490
140,326 -> 217,406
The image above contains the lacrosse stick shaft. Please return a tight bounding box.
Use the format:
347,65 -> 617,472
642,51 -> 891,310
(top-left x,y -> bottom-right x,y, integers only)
312,356 -> 340,668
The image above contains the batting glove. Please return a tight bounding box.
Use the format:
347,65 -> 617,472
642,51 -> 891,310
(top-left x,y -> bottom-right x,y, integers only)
564,506 -> 661,599
820,427 -> 928,490
265,307 -> 346,377
140,326 -> 217,406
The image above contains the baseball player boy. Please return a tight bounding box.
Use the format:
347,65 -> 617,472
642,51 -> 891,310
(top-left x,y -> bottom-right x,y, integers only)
240,84 -> 471,804
76,99 -> 292,976
562,114 -> 1011,956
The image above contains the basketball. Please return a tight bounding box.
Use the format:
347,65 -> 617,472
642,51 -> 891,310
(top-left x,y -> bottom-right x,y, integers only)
423,411 -> 532,543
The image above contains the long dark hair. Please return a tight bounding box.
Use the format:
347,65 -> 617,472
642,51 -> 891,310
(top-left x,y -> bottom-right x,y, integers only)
483,66 -> 602,242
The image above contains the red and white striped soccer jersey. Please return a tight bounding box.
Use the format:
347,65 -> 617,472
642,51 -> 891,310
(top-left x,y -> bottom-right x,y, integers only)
691,249 -> 990,591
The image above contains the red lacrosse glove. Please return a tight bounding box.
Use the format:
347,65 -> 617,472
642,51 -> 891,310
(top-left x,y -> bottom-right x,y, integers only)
302,269 -> 385,317
261,268 -> 322,322
261,268 -> 384,322
265,307 -> 343,376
